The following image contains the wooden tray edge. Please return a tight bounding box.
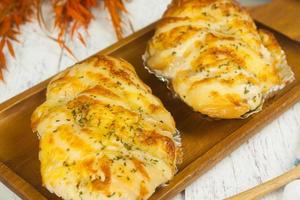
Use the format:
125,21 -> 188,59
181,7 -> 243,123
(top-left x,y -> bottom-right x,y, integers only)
0,19 -> 300,200
0,162 -> 47,200
0,22 -> 157,113
0,22 -> 157,200
152,84 -> 300,200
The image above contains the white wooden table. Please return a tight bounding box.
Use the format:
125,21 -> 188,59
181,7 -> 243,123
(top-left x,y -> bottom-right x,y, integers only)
0,1 -> 299,200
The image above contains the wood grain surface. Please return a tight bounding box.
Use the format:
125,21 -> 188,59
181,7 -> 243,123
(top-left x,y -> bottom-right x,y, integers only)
0,1 -> 300,200
249,0 -> 300,43
226,164 -> 300,199
0,14 -> 300,200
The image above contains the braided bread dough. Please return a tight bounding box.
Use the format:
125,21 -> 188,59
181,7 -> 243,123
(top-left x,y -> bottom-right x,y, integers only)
144,0 -> 294,119
31,55 -> 181,200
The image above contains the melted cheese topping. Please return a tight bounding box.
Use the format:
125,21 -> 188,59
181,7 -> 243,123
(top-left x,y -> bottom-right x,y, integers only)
144,0 -> 294,119
31,55 -> 181,200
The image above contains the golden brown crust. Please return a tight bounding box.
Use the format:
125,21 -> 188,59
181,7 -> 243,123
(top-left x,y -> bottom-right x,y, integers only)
32,55 -> 181,200
144,0 -> 294,119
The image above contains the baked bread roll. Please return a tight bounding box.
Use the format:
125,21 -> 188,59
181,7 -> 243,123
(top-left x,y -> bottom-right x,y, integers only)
144,0 -> 294,119
31,55 -> 181,200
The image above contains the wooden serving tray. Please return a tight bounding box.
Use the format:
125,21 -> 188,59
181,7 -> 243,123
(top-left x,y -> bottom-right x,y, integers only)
0,21 -> 300,200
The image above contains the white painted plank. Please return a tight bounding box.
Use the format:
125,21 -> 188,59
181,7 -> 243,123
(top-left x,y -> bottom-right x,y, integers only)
185,102 -> 300,200
0,182 -> 20,200
0,1 -> 298,200
0,20 -> 62,103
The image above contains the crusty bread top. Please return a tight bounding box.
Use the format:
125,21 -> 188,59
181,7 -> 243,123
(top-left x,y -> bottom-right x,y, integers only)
32,55 -> 181,200
144,0 -> 294,119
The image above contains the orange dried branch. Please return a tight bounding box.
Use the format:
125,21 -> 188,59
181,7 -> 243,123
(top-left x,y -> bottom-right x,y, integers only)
0,0 -> 130,81
0,39 -> 5,51
0,0 -> 38,79
104,0 -> 127,40
77,32 -> 86,46
6,40 -> 15,57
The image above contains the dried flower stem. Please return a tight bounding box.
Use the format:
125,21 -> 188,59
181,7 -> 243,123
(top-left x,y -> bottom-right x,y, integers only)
0,0 -> 129,80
